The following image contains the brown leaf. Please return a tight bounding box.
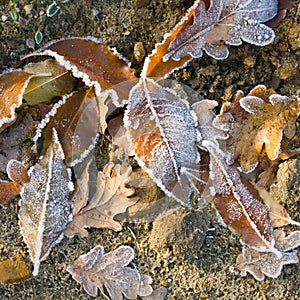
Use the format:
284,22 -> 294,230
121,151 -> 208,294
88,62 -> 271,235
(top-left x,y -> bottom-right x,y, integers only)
64,161 -> 138,238
0,160 -> 28,206
0,113 -> 37,173
124,78 -> 200,205
235,229 -> 300,280
0,254 -> 31,283
143,0 -> 278,78
193,98 -> 279,254
0,70 -> 34,132
19,129 -> 73,275
213,85 -> 300,172
67,245 -> 153,299
23,59 -> 75,105
27,37 -> 137,97
33,87 -> 108,166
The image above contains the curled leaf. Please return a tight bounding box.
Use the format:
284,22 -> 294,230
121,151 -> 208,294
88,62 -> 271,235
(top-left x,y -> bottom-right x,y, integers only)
27,37 -> 137,97
23,59 -> 75,105
0,70 -> 34,132
67,245 -> 153,299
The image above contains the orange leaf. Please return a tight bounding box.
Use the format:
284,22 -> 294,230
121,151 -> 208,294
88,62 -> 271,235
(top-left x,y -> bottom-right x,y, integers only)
0,254 -> 31,283
0,70 -> 34,132
27,38 -> 137,97
0,160 -> 28,206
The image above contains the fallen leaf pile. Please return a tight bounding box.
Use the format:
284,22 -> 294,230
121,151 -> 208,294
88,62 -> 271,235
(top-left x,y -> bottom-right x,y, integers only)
0,0 -> 299,298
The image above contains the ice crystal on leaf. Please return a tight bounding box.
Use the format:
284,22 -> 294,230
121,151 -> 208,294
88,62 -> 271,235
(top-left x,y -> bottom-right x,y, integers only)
213,85 -> 300,173
235,229 -> 300,280
124,77 -> 200,205
67,245 -> 153,299
19,129 -> 73,276
143,0 -> 279,78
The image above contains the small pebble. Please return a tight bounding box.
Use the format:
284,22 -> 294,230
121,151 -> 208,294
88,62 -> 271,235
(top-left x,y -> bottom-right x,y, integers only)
1,15 -> 8,22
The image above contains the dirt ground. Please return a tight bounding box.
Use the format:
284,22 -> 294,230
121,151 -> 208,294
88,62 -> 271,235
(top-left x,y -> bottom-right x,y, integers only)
0,0 -> 300,299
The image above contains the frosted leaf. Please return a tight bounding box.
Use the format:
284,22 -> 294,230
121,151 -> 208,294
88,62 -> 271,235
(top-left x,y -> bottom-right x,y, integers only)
64,161 -> 138,238
203,140 -> 280,255
26,37 -> 136,97
164,0 -> 277,62
0,70 -> 34,133
67,245 -> 153,299
19,129 -> 73,276
192,99 -> 228,146
213,85 -> 300,173
235,229 -> 300,280
124,77 -> 200,205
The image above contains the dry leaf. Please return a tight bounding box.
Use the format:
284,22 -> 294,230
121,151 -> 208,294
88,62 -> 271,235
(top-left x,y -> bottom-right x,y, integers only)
64,161 -> 138,238
0,160 -> 29,206
67,245 -> 153,299
27,37 -> 137,97
213,85 -> 300,172
0,254 -> 31,283
19,129 -> 73,276
193,99 -> 279,254
124,77 -> 200,205
143,0 -> 278,78
235,229 -> 300,280
33,87 -> 110,166
0,113 -> 37,173
23,59 -> 75,105
0,70 -> 34,132
141,287 -> 168,300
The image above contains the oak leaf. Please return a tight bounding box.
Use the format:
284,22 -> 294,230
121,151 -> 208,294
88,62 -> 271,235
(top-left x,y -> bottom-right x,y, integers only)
213,85 -> 300,172
0,160 -> 29,206
143,0 -> 278,78
235,229 -> 300,280
124,77 -> 200,205
67,245 -> 153,299
193,99 -> 280,255
64,160 -> 138,238
19,129 -> 73,276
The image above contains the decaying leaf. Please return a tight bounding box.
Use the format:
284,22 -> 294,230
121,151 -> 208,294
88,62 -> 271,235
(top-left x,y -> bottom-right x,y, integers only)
0,70 -> 34,132
235,229 -> 300,280
64,160 -> 138,238
23,59 -> 75,105
143,0 -> 279,78
19,129 -> 73,276
124,77 -> 200,205
27,37 -> 137,97
33,87 -> 109,166
0,160 -> 29,206
0,113 -> 37,173
0,254 -> 31,283
67,245 -> 153,299
213,85 -> 300,173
